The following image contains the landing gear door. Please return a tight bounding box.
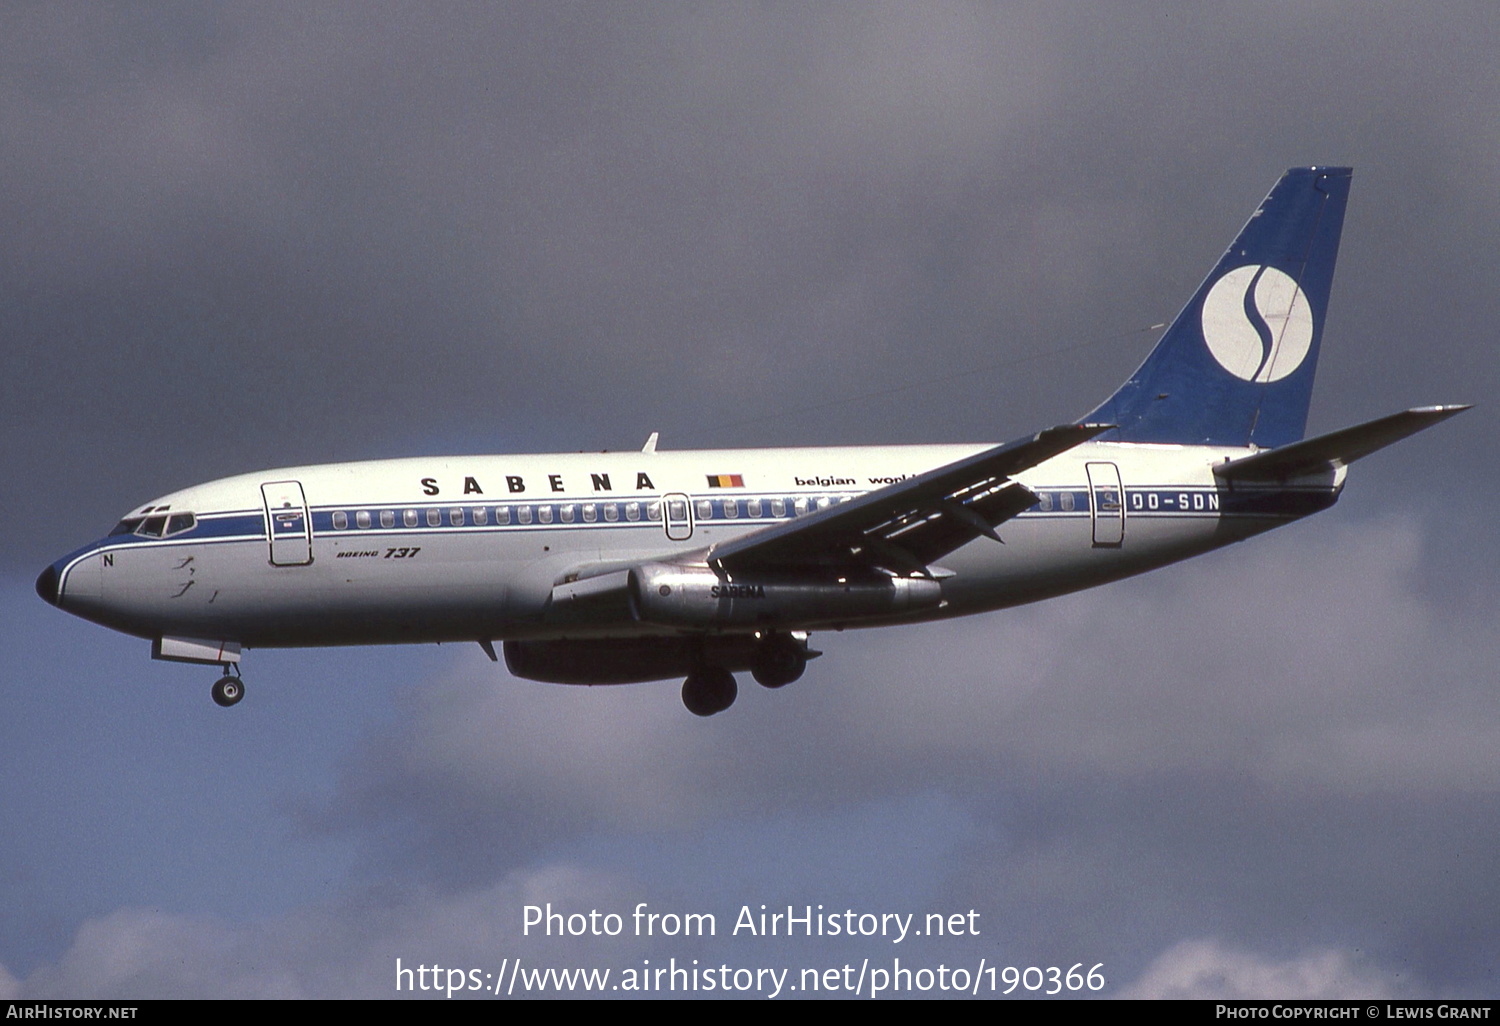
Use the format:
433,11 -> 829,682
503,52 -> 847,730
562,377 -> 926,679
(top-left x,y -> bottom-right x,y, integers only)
1085,462 -> 1124,548
261,480 -> 313,566
662,492 -> 694,542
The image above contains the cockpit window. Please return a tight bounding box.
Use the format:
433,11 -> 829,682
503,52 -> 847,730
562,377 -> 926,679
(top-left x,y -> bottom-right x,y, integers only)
110,512 -> 196,538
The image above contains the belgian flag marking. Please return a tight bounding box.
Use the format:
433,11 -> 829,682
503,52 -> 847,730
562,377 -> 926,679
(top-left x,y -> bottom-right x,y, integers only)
706,474 -> 744,488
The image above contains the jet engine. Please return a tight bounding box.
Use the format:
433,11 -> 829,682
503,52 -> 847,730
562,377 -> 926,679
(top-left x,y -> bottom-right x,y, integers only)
629,562 -> 943,628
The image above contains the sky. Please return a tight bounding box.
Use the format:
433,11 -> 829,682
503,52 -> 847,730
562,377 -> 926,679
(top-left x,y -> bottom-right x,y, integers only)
3,1 -> 1498,1000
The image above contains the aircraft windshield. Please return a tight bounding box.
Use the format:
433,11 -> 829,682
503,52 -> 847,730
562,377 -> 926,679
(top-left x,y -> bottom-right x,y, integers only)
109,512 -> 197,538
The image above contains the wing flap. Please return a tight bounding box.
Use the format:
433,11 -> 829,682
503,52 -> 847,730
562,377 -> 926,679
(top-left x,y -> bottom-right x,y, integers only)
870,481 -> 1038,567
708,423 -> 1109,573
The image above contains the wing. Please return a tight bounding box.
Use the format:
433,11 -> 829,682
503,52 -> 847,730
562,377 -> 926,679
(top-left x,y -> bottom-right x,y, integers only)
543,422 -> 1110,626
707,423 -> 1111,575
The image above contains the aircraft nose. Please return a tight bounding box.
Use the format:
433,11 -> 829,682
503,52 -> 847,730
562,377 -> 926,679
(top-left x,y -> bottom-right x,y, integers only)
36,563 -> 60,606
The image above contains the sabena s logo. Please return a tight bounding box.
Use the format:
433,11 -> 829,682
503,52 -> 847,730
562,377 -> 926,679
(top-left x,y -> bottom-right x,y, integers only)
1199,265 -> 1314,383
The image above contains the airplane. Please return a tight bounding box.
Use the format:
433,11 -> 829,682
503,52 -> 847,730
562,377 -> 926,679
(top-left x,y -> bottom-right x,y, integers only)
36,166 -> 1467,716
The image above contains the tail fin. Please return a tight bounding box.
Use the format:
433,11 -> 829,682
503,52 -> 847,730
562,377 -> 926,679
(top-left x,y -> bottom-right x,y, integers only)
1085,167 -> 1352,448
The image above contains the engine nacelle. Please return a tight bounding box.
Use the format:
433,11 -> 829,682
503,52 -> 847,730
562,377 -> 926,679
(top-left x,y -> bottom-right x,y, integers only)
630,562 -> 943,628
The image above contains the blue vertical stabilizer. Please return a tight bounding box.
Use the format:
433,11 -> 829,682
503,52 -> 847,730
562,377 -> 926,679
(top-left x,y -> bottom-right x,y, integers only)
1085,167 -> 1351,448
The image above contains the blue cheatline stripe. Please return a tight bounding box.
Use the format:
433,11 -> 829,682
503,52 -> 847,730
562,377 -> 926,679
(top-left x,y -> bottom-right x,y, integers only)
57,483 -> 1329,587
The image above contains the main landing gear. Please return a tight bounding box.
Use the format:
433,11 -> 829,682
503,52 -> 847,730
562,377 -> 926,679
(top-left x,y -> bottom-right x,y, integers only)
679,632 -> 815,716
682,666 -> 737,717
750,632 -> 808,689
211,665 -> 244,708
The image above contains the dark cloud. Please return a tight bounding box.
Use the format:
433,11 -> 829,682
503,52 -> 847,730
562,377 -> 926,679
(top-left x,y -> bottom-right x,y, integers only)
9,519 -> 1498,997
267,521 -> 1499,992
9,3 -> 1497,566
5,0 -> 1499,999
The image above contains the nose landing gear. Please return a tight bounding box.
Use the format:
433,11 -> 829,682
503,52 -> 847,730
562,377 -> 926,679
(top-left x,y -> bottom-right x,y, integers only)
211,666 -> 244,707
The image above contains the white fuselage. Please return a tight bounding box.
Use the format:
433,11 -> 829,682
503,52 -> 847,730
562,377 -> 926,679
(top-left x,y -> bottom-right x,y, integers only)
46,439 -> 1335,651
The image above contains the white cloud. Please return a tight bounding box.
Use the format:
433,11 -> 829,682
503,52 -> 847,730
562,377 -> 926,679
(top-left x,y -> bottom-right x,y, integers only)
8,864 -> 641,999
1122,938 -> 1404,999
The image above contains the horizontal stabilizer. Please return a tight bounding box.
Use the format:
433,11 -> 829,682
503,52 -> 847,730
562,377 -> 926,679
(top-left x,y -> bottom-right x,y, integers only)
1215,405 -> 1470,483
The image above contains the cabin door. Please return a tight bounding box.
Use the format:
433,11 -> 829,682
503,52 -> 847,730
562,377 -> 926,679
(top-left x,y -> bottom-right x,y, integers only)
1085,462 -> 1125,548
261,480 -> 314,566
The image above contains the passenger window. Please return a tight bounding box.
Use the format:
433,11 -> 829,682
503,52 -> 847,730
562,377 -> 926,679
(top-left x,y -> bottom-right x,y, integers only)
497,506 -> 511,525
559,504 -> 575,523
538,505 -> 554,524
517,506 -> 532,525
747,498 -> 762,518
1060,492 -> 1075,512
723,500 -> 738,519
426,508 -> 441,527
472,507 -> 488,526
582,504 -> 597,523
450,508 -> 464,526
625,502 -> 640,522
357,510 -> 372,529
647,501 -> 662,522
793,498 -> 809,516
771,498 -> 785,517
332,511 -> 348,530
603,503 -> 618,522
404,509 -> 418,528
695,500 -> 713,520
380,510 -> 395,528
1038,492 -> 1053,512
